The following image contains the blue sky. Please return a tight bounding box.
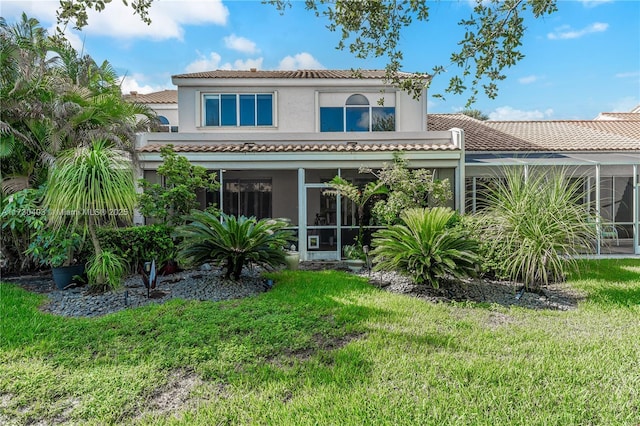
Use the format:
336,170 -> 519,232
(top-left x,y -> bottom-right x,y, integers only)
2,0 -> 639,120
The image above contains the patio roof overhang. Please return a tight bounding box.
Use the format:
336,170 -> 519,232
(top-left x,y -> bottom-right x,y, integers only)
466,151 -> 640,167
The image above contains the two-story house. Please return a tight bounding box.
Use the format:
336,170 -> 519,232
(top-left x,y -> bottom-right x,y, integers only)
135,69 -> 640,258
136,70 -> 466,261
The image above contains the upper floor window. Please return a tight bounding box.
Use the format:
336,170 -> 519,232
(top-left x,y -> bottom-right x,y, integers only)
320,93 -> 395,132
203,93 -> 273,127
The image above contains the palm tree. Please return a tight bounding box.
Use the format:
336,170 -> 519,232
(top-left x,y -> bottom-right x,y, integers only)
324,176 -> 388,249
44,139 -> 136,290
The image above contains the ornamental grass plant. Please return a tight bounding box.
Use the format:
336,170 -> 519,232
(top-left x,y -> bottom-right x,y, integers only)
474,167 -> 596,290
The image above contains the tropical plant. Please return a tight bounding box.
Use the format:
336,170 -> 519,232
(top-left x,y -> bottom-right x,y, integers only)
175,211 -> 294,280
26,228 -> 84,268
342,244 -> 366,261
362,153 -> 452,226
44,139 -> 136,291
86,250 -> 127,292
0,187 -> 47,272
324,175 -> 387,249
370,207 -> 479,287
474,167 -> 597,290
138,145 -> 219,225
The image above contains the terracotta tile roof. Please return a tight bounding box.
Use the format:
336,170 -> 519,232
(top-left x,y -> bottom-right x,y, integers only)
124,89 -> 177,104
138,141 -> 457,154
172,69 -> 422,80
428,114 -> 640,152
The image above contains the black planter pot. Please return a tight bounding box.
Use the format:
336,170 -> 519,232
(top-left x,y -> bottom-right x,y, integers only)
51,264 -> 85,290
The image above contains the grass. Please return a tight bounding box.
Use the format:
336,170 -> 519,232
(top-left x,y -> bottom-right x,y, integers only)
1,259 -> 639,425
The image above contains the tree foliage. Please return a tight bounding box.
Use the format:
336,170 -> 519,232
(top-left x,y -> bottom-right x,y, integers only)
137,145 -> 220,226
52,0 -> 557,105
361,153 -> 452,226
0,14 -> 156,187
460,109 -> 489,121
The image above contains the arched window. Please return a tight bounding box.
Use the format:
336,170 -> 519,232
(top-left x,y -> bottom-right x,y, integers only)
157,116 -> 170,125
345,94 -> 370,105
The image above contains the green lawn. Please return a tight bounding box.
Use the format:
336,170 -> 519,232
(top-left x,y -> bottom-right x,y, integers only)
1,259 -> 639,425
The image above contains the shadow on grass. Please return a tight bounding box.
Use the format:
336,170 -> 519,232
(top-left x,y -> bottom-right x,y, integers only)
570,259 -> 640,308
0,271 -> 386,378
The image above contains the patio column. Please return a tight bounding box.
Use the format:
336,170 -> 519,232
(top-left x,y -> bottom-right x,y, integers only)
634,164 -> 639,254
595,164 -> 601,256
298,168 -> 307,261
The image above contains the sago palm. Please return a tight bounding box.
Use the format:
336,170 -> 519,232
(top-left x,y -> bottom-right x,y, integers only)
371,207 -> 479,287
175,211 -> 294,280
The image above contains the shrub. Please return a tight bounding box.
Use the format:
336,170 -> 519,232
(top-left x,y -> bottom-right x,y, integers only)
175,211 -> 294,280
371,207 -> 479,287
137,145 -> 219,225
86,250 -> 127,293
0,187 -> 47,272
97,224 -> 176,274
474,168 -> 596,290
363,153 -> 452,226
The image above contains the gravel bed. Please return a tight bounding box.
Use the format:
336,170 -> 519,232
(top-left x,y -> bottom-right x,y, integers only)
36,267 -> 272,318
364,269 -> 585,310
5,263 -> 585,317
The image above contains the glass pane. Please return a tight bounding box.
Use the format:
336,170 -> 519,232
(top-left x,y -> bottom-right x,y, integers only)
256,94 -> 273,126
239,180 -> 272,219
204,95 -> 219,126
223,181 -> 239,216
371,107 -> 395,131
345,94 -> 369,105
346,107 -> 369,132
600,177 -> 613,221
320,107 -> 344,132
614,176 -> 633,222
239,94 -> 256,126
221,94 -> 237,126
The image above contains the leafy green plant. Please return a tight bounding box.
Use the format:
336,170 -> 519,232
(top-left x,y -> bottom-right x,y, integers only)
26,228 -> 84,268
137,145 -> 219,225
371,207 -> 479,287
362,152 -> 452,226
324,175 -> 387,249
86,250 -> 127,292
474,167 -> 597,290
0,187 -> 47,272
44,139 -> 136,291
342,244 -> 366,261
97,224 -> 176,274
175,211 -> 294,280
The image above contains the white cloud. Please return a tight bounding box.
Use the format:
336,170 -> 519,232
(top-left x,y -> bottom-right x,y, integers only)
278,52 -> 324,70
488,106 -> 554,121
547,22 -> 608,40
224,34 -> 259,54
0,1 -> 58,23
185,52 -> 263,73
119,74 -> 173,95
518,75 -> 539,84
84,0 -> 229,40
615,71 -> 640,79
579,0 -> 613,8
2,0 -> 229,41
